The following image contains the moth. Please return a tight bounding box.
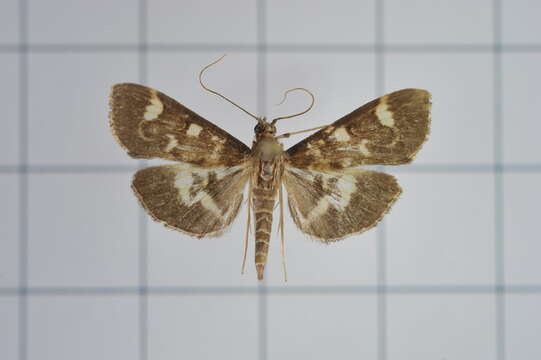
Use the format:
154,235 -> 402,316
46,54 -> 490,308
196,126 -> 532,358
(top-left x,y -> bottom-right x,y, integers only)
109,56 -> 431,281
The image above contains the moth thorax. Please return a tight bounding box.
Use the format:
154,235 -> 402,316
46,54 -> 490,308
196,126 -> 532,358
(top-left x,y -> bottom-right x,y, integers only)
255,136 -> 282,162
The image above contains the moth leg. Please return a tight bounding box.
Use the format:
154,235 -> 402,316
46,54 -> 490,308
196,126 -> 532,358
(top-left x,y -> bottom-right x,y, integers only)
241,179 -> 253,275
276,125 -> 329,139
278,182 -> 288,282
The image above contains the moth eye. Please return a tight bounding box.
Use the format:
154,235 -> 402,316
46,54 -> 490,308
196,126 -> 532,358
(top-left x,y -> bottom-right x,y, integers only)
254,123 -> 265,134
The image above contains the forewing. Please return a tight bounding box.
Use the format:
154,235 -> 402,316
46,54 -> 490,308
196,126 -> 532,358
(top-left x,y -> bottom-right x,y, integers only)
286,89 -> 431,169
283,167 -> 401,242
132,163 -> 250,237
109,83 -> 251,167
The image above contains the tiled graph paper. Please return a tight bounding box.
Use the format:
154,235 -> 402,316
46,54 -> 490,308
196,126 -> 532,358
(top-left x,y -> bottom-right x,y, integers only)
1,0 -> 540,359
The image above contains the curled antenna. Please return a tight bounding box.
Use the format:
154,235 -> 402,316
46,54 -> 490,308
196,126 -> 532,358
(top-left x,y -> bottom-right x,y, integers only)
199,54 -> 261,122
271,87 -> 315,125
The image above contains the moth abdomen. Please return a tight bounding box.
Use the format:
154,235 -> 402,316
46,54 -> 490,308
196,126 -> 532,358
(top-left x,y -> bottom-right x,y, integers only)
254,205 -> 274,280
252,185 -> 278,280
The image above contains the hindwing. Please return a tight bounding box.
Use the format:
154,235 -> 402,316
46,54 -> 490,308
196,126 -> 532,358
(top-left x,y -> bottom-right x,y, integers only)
283,167 -> 402,242
132,164 -> 250,237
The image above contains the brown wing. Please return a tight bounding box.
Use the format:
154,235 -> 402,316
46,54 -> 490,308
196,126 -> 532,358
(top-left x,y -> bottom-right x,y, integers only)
109,83 -> 251,167
132,163 -> 250,237
283,167 -> 401,242
286,89 -> 431,170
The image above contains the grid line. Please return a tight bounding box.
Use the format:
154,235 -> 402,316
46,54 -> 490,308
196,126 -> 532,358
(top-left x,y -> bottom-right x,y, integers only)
17,1 -> 28,360
257,1 -> 267,360
137,1 -> 148,360
375,1 -> 387,360
1,284 -> 540,296
2,43 -> 541,54
2,163 -> 541,175
493,0 -> 506,359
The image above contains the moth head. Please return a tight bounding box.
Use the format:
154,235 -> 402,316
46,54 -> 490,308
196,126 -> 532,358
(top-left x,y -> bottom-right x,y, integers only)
254,118 -> 277,136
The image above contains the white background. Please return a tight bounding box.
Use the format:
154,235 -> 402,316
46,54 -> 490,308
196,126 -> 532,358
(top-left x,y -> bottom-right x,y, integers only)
1,0 -> 540,359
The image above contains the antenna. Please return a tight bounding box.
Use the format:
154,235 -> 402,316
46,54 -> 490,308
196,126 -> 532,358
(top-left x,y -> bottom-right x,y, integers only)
271,87 -> 315,124
199,55 -> 261,122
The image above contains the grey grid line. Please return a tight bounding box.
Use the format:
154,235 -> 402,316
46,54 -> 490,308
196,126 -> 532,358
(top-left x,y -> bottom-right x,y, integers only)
2,163 -> 541,175
375,1 -> 387,360
2,43 -> 541,54
257,2 -> 267,360
137,1 -> 148,360
493,0 -> 506,359
17,1 -> 28,360
0,165 -> 140,173
2,284 -> 541,296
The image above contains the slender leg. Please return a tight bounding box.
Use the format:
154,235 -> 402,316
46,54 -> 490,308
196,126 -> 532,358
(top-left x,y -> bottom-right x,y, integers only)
276,125 -> 329,139
241,180 -> 252,275
279,182 -> 288,282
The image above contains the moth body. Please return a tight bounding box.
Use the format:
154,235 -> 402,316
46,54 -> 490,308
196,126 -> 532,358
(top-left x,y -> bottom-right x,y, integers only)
251,159 -> 280,280
250,125 -> 285,280
254,135 -> 283,161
